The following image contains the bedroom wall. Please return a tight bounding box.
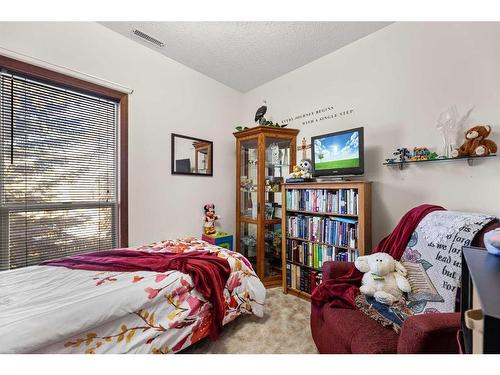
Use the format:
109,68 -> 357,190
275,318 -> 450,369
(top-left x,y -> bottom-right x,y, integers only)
0,22 -> 242,246
241,22 -> 500,244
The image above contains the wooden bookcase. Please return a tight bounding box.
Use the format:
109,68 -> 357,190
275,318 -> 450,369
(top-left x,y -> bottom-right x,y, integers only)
281,181 -> 372,301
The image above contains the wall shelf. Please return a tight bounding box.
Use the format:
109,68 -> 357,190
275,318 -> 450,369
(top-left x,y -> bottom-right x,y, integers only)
384,154 -> 497,170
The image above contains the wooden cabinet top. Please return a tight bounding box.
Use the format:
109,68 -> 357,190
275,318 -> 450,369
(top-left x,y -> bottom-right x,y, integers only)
233,126 -> 300,138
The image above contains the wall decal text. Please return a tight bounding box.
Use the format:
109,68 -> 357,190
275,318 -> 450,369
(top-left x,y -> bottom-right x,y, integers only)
279,106 -> 354,126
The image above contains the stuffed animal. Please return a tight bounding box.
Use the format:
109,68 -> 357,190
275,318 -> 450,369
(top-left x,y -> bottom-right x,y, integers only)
289,165 -> 303,178
298,159 -> 312,178
355,253 -> 411,305
289,159 -> 313,179
451,125 -> 497,157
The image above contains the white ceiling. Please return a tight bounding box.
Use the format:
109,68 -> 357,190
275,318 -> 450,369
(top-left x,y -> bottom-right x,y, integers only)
100,22 -> 391,92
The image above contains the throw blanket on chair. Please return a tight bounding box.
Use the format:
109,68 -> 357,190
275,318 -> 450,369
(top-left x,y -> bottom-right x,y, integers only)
354,210 -> 495,332
42,250 -> 231,340
400,211 -> 495,314
355,294 -> 414,333
311,204 -> 445,310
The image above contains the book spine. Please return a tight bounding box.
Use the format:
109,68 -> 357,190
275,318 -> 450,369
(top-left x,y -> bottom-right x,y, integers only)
299,267 -> 305,292
288,264 -> 291,288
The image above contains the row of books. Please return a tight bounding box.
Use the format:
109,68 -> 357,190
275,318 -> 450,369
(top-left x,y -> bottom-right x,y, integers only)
286,188 -> 359,215
286,239 -> 360,269
286,215 -> 358,248
334,249 -> 360,262
286,263 -> 322,294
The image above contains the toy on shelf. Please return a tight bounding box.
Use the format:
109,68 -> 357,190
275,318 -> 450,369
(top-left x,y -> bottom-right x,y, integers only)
265,177 -> 283,192
410,147 -> 438,161
240,235 -> 257,248
203,203 -> 220,235
240,177 -> 256,192
289,165 -> 302,178
264,229 -> 282,257
387,147 -> 439,164
451,125 -> 498,158
393,148 -> 411,162
298,159 -> 312,178
289,159 -> 312,179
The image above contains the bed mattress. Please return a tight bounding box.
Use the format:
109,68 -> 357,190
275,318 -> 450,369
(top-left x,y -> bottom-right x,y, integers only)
0,238 -> 266,353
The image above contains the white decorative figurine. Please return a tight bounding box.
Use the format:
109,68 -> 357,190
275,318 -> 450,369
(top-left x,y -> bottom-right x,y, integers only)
355,252 -> 411,305
436,106 -> 474,158
289,159 -> 313,179
298,159 -> 312,178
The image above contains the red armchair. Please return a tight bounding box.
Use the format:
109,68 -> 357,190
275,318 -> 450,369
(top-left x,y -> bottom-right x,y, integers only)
310,220 -> 500,354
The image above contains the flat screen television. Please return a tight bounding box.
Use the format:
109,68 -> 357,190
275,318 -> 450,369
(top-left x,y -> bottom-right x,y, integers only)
175,158 -> 191,173
311,127 -> 364,177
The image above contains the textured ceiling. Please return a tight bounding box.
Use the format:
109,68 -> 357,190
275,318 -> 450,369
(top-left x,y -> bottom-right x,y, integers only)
100,22 -> 391,92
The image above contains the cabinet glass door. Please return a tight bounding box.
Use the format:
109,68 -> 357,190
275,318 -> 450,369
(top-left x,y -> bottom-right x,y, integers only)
263,137 -> 291,278
240,222 -> 257,271
239,139 -> 258,220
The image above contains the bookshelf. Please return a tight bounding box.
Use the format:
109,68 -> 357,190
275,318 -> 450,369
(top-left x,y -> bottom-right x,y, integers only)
281,181 -> 372,301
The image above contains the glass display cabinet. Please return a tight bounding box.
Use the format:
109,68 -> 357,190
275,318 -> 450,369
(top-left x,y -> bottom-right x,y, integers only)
234,126 -> 299,287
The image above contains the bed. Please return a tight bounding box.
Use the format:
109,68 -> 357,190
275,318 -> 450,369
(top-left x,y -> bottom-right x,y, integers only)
0,238 -> 266,354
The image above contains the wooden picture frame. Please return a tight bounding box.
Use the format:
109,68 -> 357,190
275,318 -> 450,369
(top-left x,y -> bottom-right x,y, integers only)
171,133 -> 213,176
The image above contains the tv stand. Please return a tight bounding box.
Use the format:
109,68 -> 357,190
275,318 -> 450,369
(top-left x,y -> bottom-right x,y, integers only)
315,176 -> 355,182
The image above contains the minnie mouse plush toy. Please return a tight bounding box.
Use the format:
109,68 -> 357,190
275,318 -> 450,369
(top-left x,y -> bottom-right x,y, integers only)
203,203 -> 221,235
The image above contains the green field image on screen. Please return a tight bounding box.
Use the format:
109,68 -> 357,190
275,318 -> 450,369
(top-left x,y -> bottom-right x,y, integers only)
315,158 -> 359,170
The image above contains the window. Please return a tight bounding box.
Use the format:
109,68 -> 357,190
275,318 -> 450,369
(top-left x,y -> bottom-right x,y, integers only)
0,60 -> 127,270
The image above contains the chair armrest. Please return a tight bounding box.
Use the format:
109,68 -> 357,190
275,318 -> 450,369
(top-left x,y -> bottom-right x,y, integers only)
397,312 -> 460,354
322,261 -> 356,281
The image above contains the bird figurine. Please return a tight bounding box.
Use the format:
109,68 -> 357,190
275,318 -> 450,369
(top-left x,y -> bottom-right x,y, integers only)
255,100 -> 268,124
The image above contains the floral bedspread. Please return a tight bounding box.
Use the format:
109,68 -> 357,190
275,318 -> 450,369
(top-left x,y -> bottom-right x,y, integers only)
0,238 -> 266,354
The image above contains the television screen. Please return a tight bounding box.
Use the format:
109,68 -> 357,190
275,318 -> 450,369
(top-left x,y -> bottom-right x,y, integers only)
175,158 -> 191,173
311,127 -> 364,176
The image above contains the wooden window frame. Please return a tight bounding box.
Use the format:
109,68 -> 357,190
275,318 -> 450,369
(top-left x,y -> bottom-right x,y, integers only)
0,54 -> 129,247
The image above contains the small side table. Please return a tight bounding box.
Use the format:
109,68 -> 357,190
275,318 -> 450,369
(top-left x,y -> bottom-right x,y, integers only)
461,246 -> 500,354
202,231 -> 233,251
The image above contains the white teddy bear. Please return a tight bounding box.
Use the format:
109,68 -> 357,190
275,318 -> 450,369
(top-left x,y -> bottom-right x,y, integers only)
355,252 -> 411,305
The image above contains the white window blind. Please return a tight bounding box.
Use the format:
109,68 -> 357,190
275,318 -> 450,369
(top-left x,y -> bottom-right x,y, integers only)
0,70 -> 118,270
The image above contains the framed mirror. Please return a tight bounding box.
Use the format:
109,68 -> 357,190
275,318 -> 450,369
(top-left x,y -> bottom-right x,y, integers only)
171,133 -> 213,176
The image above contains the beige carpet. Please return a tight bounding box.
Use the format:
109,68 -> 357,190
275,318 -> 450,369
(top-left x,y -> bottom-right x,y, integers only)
182,287 -> 318,354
